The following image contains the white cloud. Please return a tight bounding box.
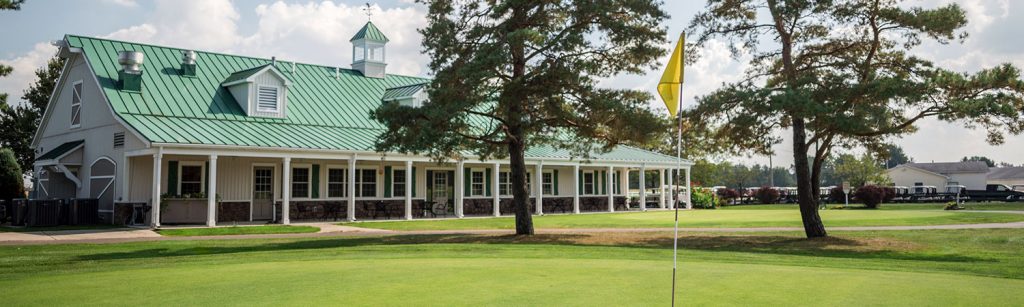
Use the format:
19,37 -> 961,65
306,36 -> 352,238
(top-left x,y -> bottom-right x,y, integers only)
0,42 -> 58,107
102,0 -> 138,8
103,0 -> 242,52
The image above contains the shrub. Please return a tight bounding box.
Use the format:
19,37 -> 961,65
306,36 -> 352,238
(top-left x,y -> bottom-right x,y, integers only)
0,148 -> 24,201
881,186 -> 896,203
716,188 -> 740,205
829,186 -> 846,204
944,201 -> 963,211
690,188 -> 718,209
753,187 -> 780,204
854,185 -> 886,209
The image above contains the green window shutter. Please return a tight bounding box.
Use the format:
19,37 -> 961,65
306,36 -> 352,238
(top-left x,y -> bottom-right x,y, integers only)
204,161 -> 210,194
614,172 -> 620,194
553,169 -> 559,195
167,161 -> 178,195
384,166 -> 392,198
485,168 -> 492,196
578,170 -> 583,194
463,168 -> 471,197
412,167 -> 417,198
312,164 -> 320,198
601,171 -> 607,195
426,170 -> 434,201
447,171 -> 455,195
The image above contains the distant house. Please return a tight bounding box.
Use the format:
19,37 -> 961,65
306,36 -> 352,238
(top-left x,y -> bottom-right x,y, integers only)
30,22 -> 693,227
988,167 -> 1024,188
886,161 -> 989,190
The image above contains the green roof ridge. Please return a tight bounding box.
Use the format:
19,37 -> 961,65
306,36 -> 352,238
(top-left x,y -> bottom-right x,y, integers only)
350,21 -> 389,42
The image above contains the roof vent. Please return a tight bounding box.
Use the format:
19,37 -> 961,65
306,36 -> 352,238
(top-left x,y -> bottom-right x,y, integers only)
117,51 -> 144,91
181,50 -> 197,77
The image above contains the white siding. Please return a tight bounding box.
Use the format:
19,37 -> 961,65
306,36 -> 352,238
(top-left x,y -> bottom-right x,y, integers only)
886,166 -> 948,188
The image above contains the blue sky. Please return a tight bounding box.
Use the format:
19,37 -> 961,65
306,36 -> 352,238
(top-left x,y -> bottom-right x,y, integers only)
1,0 -> 1021,167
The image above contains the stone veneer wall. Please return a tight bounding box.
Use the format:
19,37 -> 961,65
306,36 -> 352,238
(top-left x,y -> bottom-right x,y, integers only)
217,202 -> 250,223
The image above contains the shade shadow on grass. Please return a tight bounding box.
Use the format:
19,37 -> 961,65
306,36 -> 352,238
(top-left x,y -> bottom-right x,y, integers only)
73,232 -> 989,264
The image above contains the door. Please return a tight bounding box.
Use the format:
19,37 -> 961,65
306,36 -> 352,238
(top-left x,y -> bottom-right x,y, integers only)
252,167 -> 274,220
431,171 -> 449,205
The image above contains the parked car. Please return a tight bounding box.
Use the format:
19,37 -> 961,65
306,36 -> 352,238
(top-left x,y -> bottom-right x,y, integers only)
966,184 -> 1024,202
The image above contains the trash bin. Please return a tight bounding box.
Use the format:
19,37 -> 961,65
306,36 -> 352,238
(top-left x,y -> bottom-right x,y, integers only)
11,199 -> 28,226
26,199 -> 63,227
66,198 -> 99,225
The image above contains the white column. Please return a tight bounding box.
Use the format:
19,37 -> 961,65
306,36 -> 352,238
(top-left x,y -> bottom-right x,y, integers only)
282,157 -> 291,225
659,168 -> 666,209
456,160 -> 465,218
150,149 -> 162,228
405,160 -> 413,220
347,156 -> 356,221
492,162 -> 501,217
685,166 -> 692,209
606,166 -> 614,212
572,164 -> 580,214
207,154 -> 218,227
535,162 -> 543,215
639,165 -> 647,211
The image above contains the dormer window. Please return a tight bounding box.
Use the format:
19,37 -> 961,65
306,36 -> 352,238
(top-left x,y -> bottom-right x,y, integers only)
257,85 -> 280,112
222,64 -> 291,118
382,83 -> 427,108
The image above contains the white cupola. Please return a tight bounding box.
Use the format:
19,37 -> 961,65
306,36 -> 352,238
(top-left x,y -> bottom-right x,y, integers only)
350,21 -> 388,78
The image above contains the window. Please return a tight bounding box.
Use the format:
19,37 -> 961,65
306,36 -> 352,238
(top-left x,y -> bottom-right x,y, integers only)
180,164 -> 203,195
542,172 -> 554,195
471,170 -> 485,196
393,169 -> 406,197
257,86 -> 279,112
583,172 -> 595,195
70,81 -> 82,128
291,167 -> 310,198
354,45 -> 365,62
499,172 -> 511,195
357,169 -> 377,197
328,168 -> 347,198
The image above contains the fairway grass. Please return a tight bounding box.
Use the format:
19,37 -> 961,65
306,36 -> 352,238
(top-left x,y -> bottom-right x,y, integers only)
346,208 -> 1024,231
1,229 -> 1022,306
157,225 -> 319,236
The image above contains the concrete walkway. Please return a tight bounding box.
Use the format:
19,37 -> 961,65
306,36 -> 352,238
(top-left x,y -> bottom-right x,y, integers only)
3,210 -> 1023,245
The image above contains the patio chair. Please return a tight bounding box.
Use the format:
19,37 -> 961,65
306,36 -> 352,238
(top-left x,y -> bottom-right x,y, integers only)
431,201 -> 450,218
373,201 -> 391,220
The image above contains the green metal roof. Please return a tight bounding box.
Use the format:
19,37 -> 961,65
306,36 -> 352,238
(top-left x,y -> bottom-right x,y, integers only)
350,22 -> 389,42
381,83 -> 426,101
67,35 -> 684,164
37,140 -> 84,161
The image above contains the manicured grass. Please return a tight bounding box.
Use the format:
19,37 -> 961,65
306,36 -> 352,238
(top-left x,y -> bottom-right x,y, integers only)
722,202 -> 1024,211
157,225 -> 319,236
0,224 -> 124,233
346,208 -> 1024,231
0,229 -> 1022,305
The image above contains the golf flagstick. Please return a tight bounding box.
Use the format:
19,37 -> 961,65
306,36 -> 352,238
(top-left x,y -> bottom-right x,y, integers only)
671,94 -> 683,307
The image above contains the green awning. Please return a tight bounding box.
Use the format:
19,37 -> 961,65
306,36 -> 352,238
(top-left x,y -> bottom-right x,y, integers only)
36,140 -> 84,161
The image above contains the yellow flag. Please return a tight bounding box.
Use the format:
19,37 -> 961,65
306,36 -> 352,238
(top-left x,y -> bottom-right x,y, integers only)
657,33 -> 685,117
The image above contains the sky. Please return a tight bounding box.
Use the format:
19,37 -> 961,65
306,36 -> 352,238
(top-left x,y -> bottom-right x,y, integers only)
0,0 -> 1021,168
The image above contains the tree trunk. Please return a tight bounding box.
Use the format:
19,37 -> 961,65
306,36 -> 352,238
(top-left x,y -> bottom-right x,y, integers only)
791,117 -> 827,238
504,3 -> 534,236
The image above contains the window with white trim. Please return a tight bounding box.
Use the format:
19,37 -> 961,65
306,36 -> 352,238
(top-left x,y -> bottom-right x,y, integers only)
583,171 -> 596,195
180,164 -> 204,195
257,85 -> 279,112
542,172 -> 554,195
327,168 -> 347,198
357,169 -> 377,197
291,167 -> 310,198
393,169 -> 406,197
471,170 -> 485,196
70,81 -> 82,128
499,171 -> 511,195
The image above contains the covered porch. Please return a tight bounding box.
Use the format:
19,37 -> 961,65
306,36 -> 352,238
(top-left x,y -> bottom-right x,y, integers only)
121,147 -> 691,227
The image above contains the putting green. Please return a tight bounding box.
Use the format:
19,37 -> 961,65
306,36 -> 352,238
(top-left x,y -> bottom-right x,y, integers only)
351,209 -> 1024,231
4,257 -> 1021,306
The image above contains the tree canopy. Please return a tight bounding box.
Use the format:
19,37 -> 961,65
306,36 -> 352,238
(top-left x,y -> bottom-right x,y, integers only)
686,0 -> 1024,238
0,56 -> 65,173
372,0 -> 670,235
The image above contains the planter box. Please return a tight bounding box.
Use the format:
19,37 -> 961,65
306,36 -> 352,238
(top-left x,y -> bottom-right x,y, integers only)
161,199 -> 209,224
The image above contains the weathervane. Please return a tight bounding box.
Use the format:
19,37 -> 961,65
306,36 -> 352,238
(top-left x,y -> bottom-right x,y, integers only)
362,3 -> 373,21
